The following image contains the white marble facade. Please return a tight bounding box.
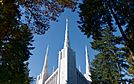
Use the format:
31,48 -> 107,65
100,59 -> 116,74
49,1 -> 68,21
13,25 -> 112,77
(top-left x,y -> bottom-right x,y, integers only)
36,18 -> 92,84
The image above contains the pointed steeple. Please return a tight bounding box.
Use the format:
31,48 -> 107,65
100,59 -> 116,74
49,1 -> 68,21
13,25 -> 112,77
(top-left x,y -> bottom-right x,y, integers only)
85,46 -> 91,76
64,17 -> 70,48
84,46 -> 92,82
37,46 -> 49,84
42,46 -> 49,75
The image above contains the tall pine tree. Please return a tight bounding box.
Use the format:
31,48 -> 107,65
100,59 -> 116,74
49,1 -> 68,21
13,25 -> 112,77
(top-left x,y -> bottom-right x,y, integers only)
0,0 -> 34,84
78,0 -> 134,76
90,27 -> 131,83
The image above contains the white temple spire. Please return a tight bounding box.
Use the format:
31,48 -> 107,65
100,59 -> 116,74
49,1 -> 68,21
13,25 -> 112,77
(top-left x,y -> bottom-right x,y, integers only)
84,46 -> 92,82
85,46 -> 91,75
42,46 -> 49,74
41,46 -> 49,84
64,17 -> 70,48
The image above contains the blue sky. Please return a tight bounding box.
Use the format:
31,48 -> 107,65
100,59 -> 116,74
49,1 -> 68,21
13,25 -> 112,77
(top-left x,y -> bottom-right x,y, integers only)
28,9 -> 96,79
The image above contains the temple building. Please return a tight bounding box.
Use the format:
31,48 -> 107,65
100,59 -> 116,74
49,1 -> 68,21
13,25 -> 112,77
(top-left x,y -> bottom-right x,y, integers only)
36,17 -> 92,84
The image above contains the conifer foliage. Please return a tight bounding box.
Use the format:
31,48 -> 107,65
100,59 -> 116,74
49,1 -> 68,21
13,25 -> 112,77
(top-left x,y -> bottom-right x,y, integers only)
90,27 -> 131,83
0,0 -> 34,83
78,0 -> 134,59
78,0 -> 134,82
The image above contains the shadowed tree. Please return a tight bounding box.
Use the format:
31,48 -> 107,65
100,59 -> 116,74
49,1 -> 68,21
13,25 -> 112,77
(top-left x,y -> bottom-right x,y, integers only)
78,0 -> 134,75
0,0 -> 34,83
90,27 -> 132,83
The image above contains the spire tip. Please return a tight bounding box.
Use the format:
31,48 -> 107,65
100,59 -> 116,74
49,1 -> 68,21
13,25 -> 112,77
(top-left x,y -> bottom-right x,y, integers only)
64,17 -> 70,47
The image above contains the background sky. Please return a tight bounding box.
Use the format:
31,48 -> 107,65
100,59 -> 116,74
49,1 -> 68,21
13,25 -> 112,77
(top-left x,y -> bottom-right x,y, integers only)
28,9 -> 97,81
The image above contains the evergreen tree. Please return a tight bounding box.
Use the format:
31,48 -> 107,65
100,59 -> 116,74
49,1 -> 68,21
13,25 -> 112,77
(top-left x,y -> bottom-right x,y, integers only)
0,0 -> 34,84
78,0 -> 134,75
0,25 -> 34,84
90,27 -> 131,83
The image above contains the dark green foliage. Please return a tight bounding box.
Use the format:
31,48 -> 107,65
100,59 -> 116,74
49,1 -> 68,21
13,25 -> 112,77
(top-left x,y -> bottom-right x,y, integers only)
78,0 -> 133,42
0,25 -> 34,84
90,27 -> 130,83
78,0 -> 134,75
0,0 -> 34,83
78,0 -> 134,51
